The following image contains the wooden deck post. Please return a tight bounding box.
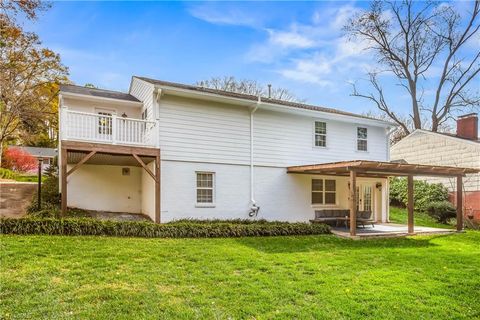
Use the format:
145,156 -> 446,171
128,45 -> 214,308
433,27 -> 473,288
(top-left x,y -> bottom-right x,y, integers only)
456,175 -> 463,232
407,175 -> 414,234
349,170 -> 357,237
155,153 -> 161,224
60,146 -> 67,216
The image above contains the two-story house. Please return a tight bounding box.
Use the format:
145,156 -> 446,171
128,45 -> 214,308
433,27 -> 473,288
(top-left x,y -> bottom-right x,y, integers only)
58,76 -> 475,236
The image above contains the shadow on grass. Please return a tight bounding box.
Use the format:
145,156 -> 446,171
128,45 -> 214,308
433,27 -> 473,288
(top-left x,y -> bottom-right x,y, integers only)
234,233 -> 448,254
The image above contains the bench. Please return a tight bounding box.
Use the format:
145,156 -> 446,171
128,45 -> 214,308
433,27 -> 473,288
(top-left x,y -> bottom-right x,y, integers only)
311,209 -> 375,228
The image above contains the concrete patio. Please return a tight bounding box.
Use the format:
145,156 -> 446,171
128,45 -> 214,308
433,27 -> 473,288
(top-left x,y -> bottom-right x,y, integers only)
331,223 -> 456,240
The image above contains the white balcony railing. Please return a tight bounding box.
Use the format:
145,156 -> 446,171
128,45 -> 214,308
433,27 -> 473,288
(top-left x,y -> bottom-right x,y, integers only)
60,109 -> 159,147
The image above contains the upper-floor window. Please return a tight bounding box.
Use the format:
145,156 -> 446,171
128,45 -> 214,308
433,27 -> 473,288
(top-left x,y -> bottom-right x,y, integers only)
314,121 -> 327,147
196,172 -> 215,204
357,127 -> 368,151
312,179 -> 336,205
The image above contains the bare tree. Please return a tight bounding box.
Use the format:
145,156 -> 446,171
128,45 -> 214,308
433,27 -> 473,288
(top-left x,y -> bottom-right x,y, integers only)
345,0 -> 480,133
196,76 -> 305,103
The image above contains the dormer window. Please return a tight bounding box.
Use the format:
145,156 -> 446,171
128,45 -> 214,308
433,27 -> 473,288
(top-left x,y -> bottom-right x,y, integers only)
357,127 -> 368,151
314,121 -> 327,147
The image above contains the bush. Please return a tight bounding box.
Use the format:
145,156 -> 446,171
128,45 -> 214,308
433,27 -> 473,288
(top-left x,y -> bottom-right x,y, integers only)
389,177 -> 449,211
0,168 -> 17,180
2,147 -> 37,172
0,218 -> 330,238
425,201 -> 457,224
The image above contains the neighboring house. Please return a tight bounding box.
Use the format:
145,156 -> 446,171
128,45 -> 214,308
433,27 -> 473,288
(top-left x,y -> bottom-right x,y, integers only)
391,114 -> 480,221
7,146 -> 57,172
57,77 -> 474,230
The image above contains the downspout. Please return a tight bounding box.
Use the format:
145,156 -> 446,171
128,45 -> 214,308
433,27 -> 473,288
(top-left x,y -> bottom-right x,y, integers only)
248,96 -> 260,217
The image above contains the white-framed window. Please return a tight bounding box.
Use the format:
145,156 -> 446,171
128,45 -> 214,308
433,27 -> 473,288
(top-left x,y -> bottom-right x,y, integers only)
314,121 -> 327,147
196,172 -> 215,205
357,127 -> 368,151
312,179 -> 336,205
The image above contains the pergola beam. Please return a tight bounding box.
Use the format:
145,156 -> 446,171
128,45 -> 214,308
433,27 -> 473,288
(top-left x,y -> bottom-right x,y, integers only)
456,176 -> 463,232
349,170 -> 357,237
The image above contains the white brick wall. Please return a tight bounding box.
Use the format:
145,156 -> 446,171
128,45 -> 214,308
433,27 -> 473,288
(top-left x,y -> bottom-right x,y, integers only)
391,131 -> 480,191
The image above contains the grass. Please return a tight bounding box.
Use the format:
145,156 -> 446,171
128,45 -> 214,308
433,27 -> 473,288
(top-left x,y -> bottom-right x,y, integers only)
1,232 -> 479,319
389,206 -> 454,229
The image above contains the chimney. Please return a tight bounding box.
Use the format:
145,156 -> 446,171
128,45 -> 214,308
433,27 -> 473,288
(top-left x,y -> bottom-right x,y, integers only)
456,113 -> 478,140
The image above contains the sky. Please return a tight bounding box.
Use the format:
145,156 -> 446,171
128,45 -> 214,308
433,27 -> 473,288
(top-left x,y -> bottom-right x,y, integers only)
22,1 -> 480,118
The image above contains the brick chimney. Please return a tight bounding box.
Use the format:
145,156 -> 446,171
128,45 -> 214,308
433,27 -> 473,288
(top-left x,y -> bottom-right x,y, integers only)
456,113 -> 478,140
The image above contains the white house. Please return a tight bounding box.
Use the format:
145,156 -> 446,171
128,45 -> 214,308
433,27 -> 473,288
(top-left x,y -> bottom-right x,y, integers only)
391,114 -> 480,222
58,77 -> 476,235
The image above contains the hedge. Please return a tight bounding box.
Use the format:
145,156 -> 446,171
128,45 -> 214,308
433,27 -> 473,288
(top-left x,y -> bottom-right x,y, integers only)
0,218 -> 330,238
389,177 -> 449,211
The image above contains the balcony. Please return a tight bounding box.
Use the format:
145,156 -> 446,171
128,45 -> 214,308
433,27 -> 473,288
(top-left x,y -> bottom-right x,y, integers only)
60,109 -> 159,148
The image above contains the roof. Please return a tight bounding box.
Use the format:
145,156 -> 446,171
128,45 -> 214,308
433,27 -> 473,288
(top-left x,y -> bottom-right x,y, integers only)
134,76 -> 394,125
60,84 -> 140,103
393,129 -> 480,148
287,160 -> 479,177
8,146 -> 57,158
434,131 -> 480,144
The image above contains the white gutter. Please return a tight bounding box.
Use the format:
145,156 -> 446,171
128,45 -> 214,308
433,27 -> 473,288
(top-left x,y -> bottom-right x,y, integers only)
250,96 -> 260,206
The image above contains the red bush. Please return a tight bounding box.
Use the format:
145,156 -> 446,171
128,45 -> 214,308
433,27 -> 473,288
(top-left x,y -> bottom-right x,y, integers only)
3,148 -> 37,173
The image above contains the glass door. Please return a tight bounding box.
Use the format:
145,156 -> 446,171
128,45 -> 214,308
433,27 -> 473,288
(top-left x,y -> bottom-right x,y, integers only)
356,184 -> 373,212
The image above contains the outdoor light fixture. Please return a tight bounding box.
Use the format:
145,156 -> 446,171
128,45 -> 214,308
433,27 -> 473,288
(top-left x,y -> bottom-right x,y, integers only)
376,182 -> 382,190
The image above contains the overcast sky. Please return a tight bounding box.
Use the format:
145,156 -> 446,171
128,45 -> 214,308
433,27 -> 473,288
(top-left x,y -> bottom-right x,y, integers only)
23,1 -> 479,118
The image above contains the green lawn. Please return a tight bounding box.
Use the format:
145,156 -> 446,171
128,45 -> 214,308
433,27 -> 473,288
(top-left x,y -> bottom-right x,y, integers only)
1,232 -> 479,319
389,206 -> 454,229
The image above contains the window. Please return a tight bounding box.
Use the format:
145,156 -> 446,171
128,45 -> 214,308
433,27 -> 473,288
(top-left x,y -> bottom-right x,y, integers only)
312,179 -> 336,205
314,121 -> 327,147
357,127 -> 368,151
196,172 -> 214,204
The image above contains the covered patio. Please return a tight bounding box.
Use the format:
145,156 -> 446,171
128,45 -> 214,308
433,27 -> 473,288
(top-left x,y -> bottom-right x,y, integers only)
287,160 -> 478,239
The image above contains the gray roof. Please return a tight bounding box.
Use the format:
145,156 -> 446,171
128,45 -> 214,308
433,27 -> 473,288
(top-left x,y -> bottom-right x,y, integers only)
60,84 -> 140,103
8,146 -> 57,158
135,76 -> 393,125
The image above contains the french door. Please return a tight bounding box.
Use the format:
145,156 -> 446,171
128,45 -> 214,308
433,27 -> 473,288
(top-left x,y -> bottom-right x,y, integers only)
356,184 -> 373,212
96,109 -> 115,141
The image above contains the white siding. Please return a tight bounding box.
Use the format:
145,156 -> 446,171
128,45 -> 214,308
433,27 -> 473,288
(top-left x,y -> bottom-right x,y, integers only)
156,95 -> 388,167
158,96 -> 251,164
391,131 -> 480,192
254,108 -> 388,166
129,77 -> 155,120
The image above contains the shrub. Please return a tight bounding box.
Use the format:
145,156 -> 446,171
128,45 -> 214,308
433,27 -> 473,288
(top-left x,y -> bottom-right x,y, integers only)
0,218 -> 330,238
42,164 -> 60,205
425,201 -> 457,224
389,177 -> 449,211
2,147 -> 37,172
0,168 -> 17,180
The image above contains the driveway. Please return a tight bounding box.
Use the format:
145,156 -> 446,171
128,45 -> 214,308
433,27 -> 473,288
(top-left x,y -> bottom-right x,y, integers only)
0,182 -> 37,218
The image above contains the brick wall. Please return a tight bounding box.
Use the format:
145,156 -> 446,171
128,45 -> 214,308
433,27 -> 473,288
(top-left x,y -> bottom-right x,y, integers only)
449,191 -> 480,222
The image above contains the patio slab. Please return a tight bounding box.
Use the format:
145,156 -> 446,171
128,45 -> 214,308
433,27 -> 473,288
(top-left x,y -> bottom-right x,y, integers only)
331,223 -> 456,240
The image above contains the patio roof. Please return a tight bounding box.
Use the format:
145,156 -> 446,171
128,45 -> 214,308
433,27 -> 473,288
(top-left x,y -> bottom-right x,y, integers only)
287,160 -> 478,177
288,160 -> 478,237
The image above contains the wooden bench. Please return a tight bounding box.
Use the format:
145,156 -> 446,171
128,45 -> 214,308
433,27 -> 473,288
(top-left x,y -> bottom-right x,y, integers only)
311,209 -> 375,228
